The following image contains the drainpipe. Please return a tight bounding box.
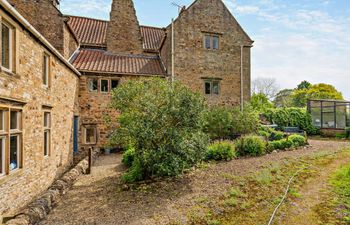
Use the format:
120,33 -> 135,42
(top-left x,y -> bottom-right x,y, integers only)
171,18 -> 175,84
240,45 -> 244,111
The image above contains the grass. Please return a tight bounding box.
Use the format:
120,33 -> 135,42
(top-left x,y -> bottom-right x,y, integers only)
329,162 -> 350,223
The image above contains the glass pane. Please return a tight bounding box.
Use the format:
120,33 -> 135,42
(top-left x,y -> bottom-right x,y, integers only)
100,80 -> 109,92
212,36 -> 219,49
44,131 -> 49,156
310,107 -> 321,128
322,102 -> 335,113
0,138 -> 4,174
43,55 -> 49,85
111,80 -> 119,90
2,23 -> 11,69
0,110 -> 3,131
335,104 -> 347,129
205,36 -> 211,49
347,104 -> 350,127
212,81 -> 219,95
205,82 -> 211,95
10,111 -> 17,130
86,128 -> 96,143
89,79 -> 98,91
322,112 -> 335,128
10,135 -> 18,171
44,112 -> 50,128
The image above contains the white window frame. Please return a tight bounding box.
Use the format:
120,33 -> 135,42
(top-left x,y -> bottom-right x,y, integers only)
204,80 -> 221,96
88,78 -> 98,92
43,54 -> 50,87
43,112 -> 51,157
84,126 -> 97,145
1,21 -> 13,72
100,79 -> 109,93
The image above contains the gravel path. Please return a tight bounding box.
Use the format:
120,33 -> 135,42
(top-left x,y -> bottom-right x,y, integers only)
40,140 -> 350,225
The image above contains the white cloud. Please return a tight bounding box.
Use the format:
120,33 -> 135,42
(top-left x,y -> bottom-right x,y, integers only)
60,0 -> 111,19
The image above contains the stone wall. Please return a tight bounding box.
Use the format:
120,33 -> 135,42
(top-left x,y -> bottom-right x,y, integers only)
161,0 -> 253,105
106,0 -> 143,54
0,8 -> 79,218
78,74 -> 143,150
7,0 -> 79,59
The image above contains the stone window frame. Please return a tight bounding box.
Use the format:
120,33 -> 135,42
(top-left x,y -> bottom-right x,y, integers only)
0,104 -> 23,177
43,53 -> 51,88
203,33 -> 220,50
82,125 -> 97,145
43,110 -> 51,157
203,78 -> 221,96
0,17 -> 16,73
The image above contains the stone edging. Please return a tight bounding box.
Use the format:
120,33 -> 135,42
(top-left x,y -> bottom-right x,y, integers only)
5,149 -> 100,225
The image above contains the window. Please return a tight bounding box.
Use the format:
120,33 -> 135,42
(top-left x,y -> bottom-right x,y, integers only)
111,80 -> 119,90
88,78 -> 98,92
44,112 -> 51,156
100,80 -> 109,93
204,80 -> 220,96
0,137 -> 4,175
1,22 -> 13,71
84,126 -> 97,144
204,34 -> 219,50
0,108 -> 22,175
43,54 -> 50,87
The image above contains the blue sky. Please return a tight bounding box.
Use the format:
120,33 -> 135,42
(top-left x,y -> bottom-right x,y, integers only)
60,0 -> 350,99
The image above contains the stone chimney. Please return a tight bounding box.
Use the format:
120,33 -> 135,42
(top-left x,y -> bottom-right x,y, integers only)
106,0 -> 143,54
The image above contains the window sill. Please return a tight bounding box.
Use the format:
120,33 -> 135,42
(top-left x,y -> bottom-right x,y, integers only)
0,67 -> 19,78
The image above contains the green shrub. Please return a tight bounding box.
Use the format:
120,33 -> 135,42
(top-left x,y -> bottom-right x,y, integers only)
236,135 -> 266,157
122,146 -> 135,167
121,159 -> 143,183
335,133 -> 346,139
109,79 -> 209,181
231,105 -> 260,135
263,107 -> 319,135
268,139 -> 293,151
202,106 -> 234,140
288,134 -> 307,147
346,128 -> 350,139
206,141 -> 236,161
270,131 -> 284,141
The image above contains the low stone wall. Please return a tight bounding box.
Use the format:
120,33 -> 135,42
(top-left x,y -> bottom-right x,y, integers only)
321,129 -> 346,137
4,148 -> 100,225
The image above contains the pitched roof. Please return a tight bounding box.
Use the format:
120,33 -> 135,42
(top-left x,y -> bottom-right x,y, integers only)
66,16 -> 166,51
70,49 -> 166,76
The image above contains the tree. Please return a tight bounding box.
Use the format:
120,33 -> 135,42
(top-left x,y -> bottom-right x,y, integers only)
297,80 -> 311,90
273,89 -> 293,108
292,83 -> 343,107
252,77 -> 279,99
108,78 -> 209,182
250,93 -> 274,111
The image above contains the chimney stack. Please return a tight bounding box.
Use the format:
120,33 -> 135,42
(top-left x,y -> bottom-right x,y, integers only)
106,0 -> 143,55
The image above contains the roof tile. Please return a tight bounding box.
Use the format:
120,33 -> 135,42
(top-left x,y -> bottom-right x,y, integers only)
71,49 -> 166,76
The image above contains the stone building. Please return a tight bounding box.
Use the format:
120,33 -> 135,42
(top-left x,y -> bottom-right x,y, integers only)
65,0 -> 253,150
0,0 -> 253,218
0,0 -> 80,218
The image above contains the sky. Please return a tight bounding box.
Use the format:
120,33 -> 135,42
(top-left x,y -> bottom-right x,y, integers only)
60,0 -> 350,99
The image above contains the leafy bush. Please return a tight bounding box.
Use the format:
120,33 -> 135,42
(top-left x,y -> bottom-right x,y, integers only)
268,139 -> 293,151
231,105 -> 259,135
236,135 -> 266,157
202,106 -> 233,140
288,134 -> 307,147
257,126 -> 284,141
346,128 -> 350,139
270,131 -> 284,141
206,141 -> 236,161
250,93 -> 274,112
122,146 -> 135,167
335,133 -> 347,139
109,79 -> 209,182
263,107 -> 319,135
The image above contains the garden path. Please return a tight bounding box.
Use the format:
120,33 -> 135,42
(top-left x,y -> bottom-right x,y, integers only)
39,140 -> 350,225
